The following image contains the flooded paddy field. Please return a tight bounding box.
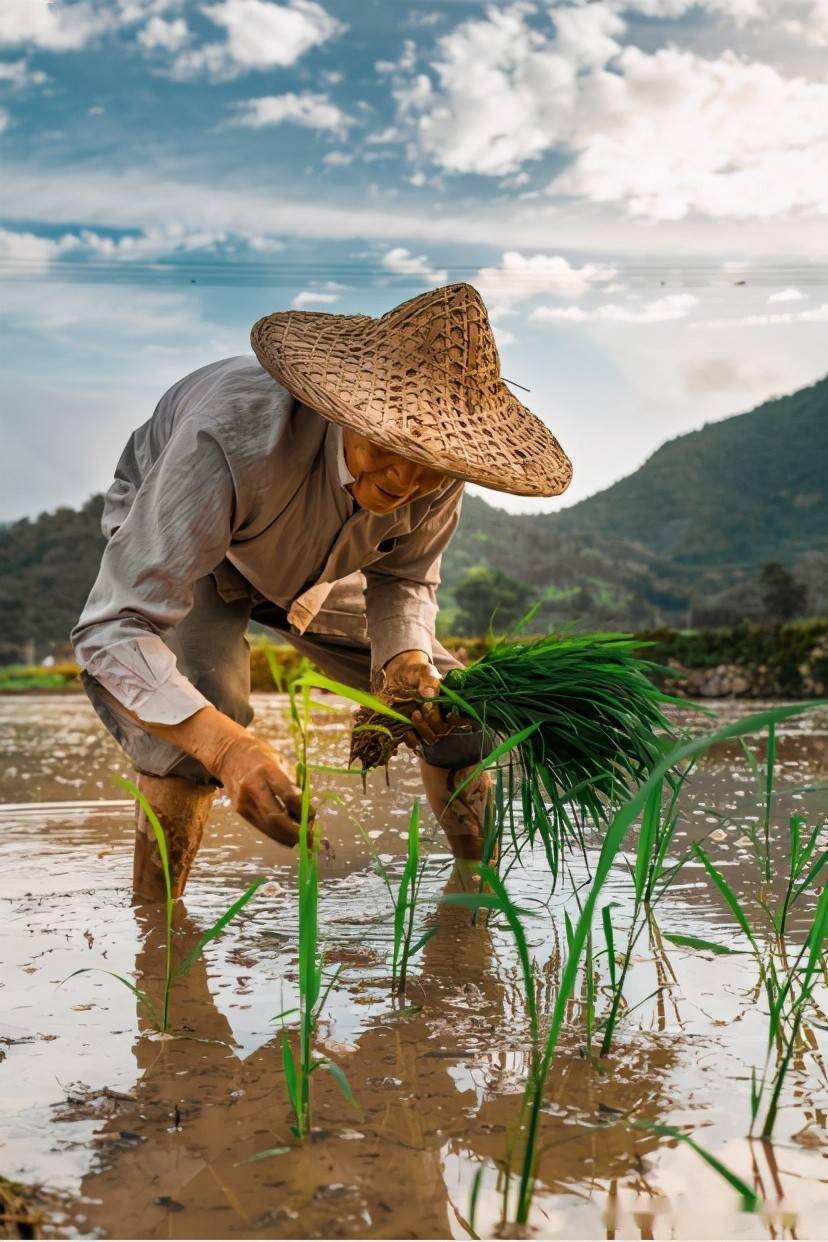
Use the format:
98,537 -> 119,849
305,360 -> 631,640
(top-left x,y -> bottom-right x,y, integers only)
1,693 -> 826,1240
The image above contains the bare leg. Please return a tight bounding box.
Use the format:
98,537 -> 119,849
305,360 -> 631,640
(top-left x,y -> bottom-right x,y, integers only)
418,760 -> 492,862
133,773 -> 216,903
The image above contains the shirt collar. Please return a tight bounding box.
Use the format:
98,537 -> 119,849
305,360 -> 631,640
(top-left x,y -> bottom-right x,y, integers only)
333,422 -> 356,490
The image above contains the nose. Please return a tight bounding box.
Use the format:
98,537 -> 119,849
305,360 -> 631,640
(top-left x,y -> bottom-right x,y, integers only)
384,456 -> 421,493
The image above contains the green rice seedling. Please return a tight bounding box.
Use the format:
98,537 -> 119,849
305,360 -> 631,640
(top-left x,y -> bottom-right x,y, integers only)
444,864 -> 539,1230
692,843 -> 763,961
751,878 -> 828,1138
597,761 -> 702,1055
391,801 -> 438,994
637,1123 -> 758,1212
775,813 -> 828,943
466,1166 -> 484,1241
687,753 -> 827,1143
63,775 -> 264,1035
277,677 -> 355,1139
447,701 -> 823,1230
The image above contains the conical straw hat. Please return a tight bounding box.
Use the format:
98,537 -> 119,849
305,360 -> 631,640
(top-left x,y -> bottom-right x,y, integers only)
250,282 -> 573,497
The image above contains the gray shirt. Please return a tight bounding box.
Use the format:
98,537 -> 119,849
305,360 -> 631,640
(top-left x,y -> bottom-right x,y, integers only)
72,355 -> 463,725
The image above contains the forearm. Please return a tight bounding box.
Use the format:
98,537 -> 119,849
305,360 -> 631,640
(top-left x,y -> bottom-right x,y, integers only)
365,581 -> 439,671
124,701 -> 307,845
141,704 -> 249,776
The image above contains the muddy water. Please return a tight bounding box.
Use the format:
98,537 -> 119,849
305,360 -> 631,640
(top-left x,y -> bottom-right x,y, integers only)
1,694 -> 826,1240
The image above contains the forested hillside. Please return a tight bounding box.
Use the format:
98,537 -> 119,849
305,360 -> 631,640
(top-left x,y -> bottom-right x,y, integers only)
554,375 -> 827,567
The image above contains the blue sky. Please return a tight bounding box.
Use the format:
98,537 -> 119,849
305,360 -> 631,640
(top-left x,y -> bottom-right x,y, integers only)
1,0 -> 827,521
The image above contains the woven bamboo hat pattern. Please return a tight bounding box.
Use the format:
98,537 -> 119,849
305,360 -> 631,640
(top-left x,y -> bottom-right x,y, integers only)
250,282 -> 573,497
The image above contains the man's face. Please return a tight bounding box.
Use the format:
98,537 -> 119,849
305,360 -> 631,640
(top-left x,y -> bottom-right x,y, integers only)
342,428 -> 450,514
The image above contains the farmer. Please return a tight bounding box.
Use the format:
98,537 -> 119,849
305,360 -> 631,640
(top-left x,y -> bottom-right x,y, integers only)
72,283 -> 572,901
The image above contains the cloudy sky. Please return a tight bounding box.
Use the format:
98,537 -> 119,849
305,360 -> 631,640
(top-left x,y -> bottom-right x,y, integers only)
1,0 -> 827,522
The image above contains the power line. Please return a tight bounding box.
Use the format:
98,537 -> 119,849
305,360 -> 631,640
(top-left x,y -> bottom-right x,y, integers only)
2,257 -> 828,287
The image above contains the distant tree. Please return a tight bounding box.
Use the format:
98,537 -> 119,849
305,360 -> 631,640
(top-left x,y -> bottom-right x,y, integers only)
759,561 -> 808,623
454,565 -> 531,635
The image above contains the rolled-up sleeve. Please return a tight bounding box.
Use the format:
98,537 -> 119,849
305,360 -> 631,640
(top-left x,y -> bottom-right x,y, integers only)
71,422 -> 235,725
365,481 -> 463,672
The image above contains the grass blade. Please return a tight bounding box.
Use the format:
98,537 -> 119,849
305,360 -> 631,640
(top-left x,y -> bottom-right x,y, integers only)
662,932 -> 745,956
295,670 -> 410,723
642,1123 -> 758,1211
175,877 -> 265,978
692,844 -> 760,954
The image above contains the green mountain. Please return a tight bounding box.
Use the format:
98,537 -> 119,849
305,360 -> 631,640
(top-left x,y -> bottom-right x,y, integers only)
1,376 -> 825,660
555,375 -> 827,568
441,376 -> 827,632
0,496 -> 105,663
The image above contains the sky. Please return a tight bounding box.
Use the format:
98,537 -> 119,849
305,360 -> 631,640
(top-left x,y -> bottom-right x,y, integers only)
1,0 -> 827,522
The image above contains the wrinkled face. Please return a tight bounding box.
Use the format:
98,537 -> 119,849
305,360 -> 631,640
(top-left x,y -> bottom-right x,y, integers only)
342,428 -> 450,514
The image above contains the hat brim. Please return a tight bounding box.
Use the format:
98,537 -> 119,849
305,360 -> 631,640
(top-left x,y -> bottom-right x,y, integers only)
250,286 -> 573,498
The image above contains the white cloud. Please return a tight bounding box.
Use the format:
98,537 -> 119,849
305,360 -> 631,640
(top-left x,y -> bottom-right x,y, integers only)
474,251 -> 618,312
247,235 -> 285,252
2,280 -> 217,340
387,1 -> 828,221
292,289 -> 340,307
322,150 -> 353,166
7,159 -> 828,260
0,0 -> 181,51
390,5 -> 580,176
366,126 -> 400,145
230,91 -> 351,133
381,246 -> 447,284
621,0 -> 767,19
553,2 -> 625,67
114,1 -> 184,21
532,293 -> 699,324
75,225 -> 227,260
0,0 -> 108,51
0,223 -> 226,273
138,15 -> 188,51
0,58 -> 49,88
767,287 -> 805,302
552,46 -> 828,221
0,107 -> 9,132
702,303 -> 828,326
684,354 -> 781,397
785,0 -> 828,44
170,0 -> 343,80
0,226 -> 73,271
376,39 -> 417,75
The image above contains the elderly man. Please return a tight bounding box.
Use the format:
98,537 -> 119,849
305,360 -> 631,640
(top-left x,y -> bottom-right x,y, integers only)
72,283 -> 572,901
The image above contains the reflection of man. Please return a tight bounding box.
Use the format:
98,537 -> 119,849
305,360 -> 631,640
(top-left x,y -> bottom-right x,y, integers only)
73,891 -> 668,1240
71,283 -> 572,900
74,887 -> 510,1239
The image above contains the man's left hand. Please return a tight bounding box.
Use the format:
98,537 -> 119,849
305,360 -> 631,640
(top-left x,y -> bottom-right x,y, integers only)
379,649 -> 454,751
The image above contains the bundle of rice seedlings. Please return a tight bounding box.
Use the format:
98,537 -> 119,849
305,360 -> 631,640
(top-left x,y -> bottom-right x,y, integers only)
350,632 -> 686,847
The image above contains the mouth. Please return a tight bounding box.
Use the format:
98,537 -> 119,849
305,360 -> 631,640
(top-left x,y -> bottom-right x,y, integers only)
373,482 -> 406,503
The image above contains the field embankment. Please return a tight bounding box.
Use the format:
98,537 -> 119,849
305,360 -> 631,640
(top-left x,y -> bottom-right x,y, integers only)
2,617 -> 826,699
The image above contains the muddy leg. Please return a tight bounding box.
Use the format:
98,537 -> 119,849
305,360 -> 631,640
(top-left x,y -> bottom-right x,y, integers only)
418,760 -> 492,863
133,773 -> 216,903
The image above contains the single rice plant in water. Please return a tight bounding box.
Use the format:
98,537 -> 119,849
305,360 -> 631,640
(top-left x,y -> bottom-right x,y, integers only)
277,677 -> 356,1139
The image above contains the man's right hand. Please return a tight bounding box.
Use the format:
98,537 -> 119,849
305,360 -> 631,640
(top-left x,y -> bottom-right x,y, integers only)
211,731 -> 311,848
145,705 -> 312,848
